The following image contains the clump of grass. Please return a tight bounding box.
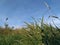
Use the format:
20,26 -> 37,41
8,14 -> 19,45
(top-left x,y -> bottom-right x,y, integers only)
0,17 -> 60,45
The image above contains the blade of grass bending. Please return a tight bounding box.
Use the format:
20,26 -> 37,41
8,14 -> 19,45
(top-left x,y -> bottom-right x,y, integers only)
52,19 -> 60,32
41,16 -> 44,30
44,1 -> 51,10
31,17 -> 40,30
49,15 -> 60,20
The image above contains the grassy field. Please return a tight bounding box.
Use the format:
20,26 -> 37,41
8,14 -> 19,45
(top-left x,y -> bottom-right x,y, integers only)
0,17 -> 60,45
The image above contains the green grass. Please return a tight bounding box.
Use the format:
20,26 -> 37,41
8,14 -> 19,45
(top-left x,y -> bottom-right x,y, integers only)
0,17 -> 60,45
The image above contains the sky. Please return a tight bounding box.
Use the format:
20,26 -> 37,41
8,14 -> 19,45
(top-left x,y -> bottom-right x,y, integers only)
0,0 -> 60,28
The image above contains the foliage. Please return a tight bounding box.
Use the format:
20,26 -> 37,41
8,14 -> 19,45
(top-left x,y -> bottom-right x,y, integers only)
0,17 -> 60,45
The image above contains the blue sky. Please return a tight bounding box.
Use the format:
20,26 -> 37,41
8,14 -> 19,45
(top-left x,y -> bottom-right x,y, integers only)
0,0 -> 60,28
